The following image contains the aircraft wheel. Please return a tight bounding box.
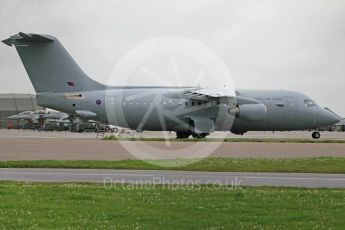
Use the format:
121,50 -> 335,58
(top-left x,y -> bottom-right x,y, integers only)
176,132 -> 190,139
312,131 -> 321,139
192,133 -> 208,139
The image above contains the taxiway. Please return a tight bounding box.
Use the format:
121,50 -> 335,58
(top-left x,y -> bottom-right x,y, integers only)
1,168 -> 345,188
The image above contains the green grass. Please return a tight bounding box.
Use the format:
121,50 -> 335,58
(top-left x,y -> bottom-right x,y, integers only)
103,135 -> 345,143
1,157 -> 345,173
0,181 -> 345,229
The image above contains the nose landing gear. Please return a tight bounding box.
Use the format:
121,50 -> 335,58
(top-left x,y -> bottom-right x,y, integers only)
312,131 -> 321,139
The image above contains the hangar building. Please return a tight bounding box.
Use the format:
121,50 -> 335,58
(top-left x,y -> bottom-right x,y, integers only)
0,94 -> 42,128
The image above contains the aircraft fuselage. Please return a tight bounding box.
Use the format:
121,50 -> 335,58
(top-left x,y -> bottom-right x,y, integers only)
36,88 -> 340,135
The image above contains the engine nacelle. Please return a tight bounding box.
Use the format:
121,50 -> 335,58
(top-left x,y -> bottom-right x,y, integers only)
232,104 -> 267,122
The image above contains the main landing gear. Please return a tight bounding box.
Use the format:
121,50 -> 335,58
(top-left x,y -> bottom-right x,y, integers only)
192,133 -> 208,139
176,131 -> 209,139
176,132 -> 190,139
312,131 -> 321,139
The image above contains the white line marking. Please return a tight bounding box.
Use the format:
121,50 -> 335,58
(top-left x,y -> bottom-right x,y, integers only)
0,172 -> 153,177
242,176 -> 345,181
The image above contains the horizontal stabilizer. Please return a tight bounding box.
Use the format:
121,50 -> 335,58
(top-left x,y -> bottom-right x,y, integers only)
2,32 -> 54,46
2,38 -> 12,46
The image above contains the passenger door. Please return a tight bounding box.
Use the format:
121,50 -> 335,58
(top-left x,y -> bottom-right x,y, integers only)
284,96 -> 297,121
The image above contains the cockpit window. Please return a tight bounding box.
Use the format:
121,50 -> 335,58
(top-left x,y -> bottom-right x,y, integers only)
304,99 -> 317,107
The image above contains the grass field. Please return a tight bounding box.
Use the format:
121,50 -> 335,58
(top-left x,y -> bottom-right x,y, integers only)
103,135 -> 345,143
1,157 -> 345,173
0,182 -> 344,229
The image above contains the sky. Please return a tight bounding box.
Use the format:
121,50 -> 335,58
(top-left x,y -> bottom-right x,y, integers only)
0,0 -> 344,115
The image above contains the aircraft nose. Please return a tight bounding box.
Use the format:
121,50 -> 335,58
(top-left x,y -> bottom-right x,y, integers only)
318,108 -> 341,126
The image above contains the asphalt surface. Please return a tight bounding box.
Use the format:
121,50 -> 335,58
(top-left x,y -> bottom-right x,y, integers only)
0,138 -> 345,160
0,130 -> 344,188
1,168 -> 345,188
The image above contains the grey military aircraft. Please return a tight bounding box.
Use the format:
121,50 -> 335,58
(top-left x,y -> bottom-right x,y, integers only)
3,32 -> 341,139
9,109 -> 68,123
42,111 -> 70,121
8,109 -> 68,128
7,111 -> 39,121
7,110 -> 47,129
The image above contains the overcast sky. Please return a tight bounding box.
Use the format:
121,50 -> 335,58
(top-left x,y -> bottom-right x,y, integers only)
0,0 -> 344,115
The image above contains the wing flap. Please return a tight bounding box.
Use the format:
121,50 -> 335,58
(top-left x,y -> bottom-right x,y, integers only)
186,88 -> 235,102
189,88 -> 233,97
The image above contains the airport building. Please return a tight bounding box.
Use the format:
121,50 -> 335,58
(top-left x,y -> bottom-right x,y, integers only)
0,94 -> 42,128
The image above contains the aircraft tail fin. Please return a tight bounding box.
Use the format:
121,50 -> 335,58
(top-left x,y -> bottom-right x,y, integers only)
2,32 -> 105,93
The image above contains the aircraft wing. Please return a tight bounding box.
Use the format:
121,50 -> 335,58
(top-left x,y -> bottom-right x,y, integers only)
185,88 -> 235,102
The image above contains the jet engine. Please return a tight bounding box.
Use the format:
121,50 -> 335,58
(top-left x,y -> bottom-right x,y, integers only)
230,103 -> 267,122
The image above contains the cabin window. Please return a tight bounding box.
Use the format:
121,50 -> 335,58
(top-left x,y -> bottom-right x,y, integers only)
192,102 -> 195,106
304,100 -> 316,107
198,101 -> 202,106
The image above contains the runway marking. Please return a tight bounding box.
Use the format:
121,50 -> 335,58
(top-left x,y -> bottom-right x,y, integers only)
0,171 -> 154,177
242,176 -> 345,181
